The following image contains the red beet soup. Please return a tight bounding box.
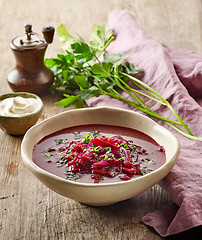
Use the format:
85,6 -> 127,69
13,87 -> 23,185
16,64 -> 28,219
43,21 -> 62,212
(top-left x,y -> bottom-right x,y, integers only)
32,124 -> 166,183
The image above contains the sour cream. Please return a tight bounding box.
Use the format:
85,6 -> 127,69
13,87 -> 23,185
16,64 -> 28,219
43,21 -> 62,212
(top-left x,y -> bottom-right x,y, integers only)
0,96 -> 41,117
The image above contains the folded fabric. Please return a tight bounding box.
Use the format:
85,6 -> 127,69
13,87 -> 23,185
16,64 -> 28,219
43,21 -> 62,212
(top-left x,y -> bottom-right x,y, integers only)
86,10 -> 202,237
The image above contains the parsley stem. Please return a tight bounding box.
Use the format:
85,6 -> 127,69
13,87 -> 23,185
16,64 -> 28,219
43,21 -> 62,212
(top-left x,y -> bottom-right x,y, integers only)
114,75 -> 148,108
115,75 -> 183,125
103,90 -> 183,125
166,122 -> 202,140
117,75 -> 165,106
106,90 -> 202,140
109,76 -> 145,107
105,76 -> 183,126
121,72 -> 194,136
97,36 -> 115,58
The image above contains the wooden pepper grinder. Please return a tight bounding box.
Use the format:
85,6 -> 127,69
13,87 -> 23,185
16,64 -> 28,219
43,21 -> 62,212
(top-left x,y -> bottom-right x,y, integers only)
7,24 -> 55,95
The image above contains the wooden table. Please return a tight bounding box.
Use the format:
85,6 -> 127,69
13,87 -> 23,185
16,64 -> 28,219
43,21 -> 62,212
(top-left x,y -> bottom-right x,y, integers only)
0,1 -> 201,239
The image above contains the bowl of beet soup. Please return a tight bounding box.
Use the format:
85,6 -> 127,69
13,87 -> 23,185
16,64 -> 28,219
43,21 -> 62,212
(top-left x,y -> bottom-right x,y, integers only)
21,107 -> 180,206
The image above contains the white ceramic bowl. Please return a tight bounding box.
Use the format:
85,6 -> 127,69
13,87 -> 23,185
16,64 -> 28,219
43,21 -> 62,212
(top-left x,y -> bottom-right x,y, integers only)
21,107 -> 180,206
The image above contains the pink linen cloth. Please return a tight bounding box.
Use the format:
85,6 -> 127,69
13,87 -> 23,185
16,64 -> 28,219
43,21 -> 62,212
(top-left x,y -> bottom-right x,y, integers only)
86,10 -> 202,237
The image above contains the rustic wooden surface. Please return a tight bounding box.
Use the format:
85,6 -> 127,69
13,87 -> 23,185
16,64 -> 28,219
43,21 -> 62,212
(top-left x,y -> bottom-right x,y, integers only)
0,1 -> 202,239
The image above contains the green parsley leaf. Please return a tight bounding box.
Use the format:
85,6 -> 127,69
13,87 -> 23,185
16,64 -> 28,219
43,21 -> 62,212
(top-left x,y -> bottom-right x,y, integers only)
75,75 -> 90,90
74,98 -> 85,108
56,94 -> 81,108
90,23 -> 113,53
57,24 -> 76,51
122,61 -> 139,75
92,62 -> 113,78
104,52 -> 125,66
80,86 -> 100,100
71,42 -> 94,61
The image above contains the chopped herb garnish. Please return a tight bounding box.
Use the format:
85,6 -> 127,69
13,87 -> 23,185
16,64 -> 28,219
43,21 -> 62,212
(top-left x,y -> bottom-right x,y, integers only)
93,153 -> 98,157
57,152 -> 75,167
55,139 -> 67,145
66,170 -> 80,180
61,153 -> 67,159
142,158 -> 155,164
43,152 -> 53,158
124,144 -> 130,149
91,131 -> 102,138
104,155 -> 108,160
48,147 -> 55,152
140,167 -> 153,175
92,145 -> 100,152
57,151 -> 65,155
131,148 -> 136,157
82,133 -> 92,144
105,147 -> 111,154
74,132 -> 83,140
57,160 -> 66,167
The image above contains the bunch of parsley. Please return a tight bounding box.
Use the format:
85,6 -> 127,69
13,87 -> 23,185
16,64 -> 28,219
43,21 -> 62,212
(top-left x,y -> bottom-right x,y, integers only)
45,24 -> 201,140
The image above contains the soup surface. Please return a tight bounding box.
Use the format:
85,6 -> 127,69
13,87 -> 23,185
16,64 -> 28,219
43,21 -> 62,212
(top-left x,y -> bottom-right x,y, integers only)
32,124 -> 166,183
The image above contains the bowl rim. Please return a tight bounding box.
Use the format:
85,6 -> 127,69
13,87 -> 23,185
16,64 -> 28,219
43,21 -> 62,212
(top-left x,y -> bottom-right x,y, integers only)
21,106 -> 180,187
0,92 -> 43,118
